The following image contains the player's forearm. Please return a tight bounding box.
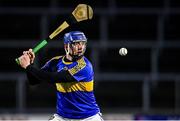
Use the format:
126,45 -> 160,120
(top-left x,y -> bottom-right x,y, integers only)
26,65 -> 76,84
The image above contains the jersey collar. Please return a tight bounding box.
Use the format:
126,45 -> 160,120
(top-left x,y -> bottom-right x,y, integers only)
62,56 -> 73,65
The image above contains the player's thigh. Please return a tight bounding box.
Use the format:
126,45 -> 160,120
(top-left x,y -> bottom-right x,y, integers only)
83,113 -> 104,121
49,114 -> 66,121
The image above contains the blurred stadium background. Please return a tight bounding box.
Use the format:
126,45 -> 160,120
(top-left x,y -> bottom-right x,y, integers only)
0,0 -> 180,120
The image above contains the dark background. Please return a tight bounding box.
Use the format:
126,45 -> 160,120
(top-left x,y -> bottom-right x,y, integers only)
0,0 -> 180,118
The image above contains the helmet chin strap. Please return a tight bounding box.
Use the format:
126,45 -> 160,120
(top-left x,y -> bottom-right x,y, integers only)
65,43 -> 70,55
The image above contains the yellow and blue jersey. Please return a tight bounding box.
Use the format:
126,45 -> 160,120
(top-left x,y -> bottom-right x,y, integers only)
42,56 -> 100,119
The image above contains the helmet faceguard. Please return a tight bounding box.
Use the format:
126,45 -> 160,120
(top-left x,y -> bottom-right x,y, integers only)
64,31 -> 87,60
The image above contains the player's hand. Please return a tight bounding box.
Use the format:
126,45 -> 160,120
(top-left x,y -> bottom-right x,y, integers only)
18,54 -> 31,69
23,49 -> 35,64
28,49 -> 35,64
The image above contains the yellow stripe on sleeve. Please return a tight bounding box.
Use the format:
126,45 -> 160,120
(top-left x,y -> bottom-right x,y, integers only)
50,56 -> 62,61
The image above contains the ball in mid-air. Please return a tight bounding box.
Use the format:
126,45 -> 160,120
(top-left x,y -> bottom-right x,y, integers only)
119,48 -> 128,56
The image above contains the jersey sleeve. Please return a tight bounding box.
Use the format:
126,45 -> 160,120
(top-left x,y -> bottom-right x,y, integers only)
69,60 -> 94,82
41,56 -> 62,71
41,60 -> 51,71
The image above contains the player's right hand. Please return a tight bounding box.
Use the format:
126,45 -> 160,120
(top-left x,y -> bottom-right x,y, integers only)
23,49 -> 35,64
18,54 -> 31,69
28,49 -> 35,64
